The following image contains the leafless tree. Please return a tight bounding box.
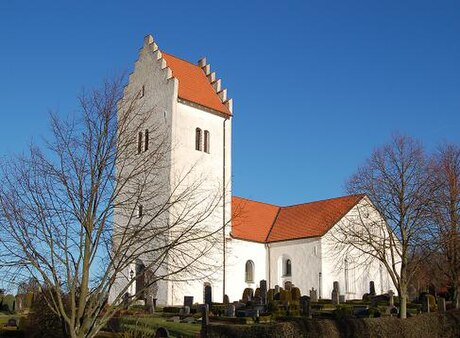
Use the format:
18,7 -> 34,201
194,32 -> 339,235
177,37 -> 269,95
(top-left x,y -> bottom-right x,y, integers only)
427,144 -> 460,309
330,135 -> 433,318
0,77 -> 225,338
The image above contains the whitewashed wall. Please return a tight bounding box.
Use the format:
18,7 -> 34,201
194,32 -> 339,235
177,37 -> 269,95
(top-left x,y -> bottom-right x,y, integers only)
225,238 -> 267,302
321,199 -> 395,300
267,237 -> 322,296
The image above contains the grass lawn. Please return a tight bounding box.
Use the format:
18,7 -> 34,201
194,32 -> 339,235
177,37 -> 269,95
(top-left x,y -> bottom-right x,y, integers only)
121,315 -> 200,337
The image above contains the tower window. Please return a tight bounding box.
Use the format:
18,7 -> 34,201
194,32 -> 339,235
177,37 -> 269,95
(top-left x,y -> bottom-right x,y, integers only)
137,131 -> 143,154
204,130 -> 210,153
245,260 -> 254,283
144,129 -> 149,151
137,204 -> 143,218
195,128 -> 202,151
140,85 -> 145,98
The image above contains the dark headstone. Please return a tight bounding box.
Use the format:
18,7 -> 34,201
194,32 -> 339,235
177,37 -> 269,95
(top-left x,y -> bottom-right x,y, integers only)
284,281 -> 292,291
223,294 -> 230,305
437,297 -> 446,312
155,327 -> 169,338
122,292 -> 130,310
242,288 -> 254,303
225,304 -> 235,317
333,281 -> 340,294
332,289 -> 339,305
200,304 -> 209,338
184,296 -> 194,307
253,296 -> 262,305
204,285 -> 212,306
291,287 -> 301,301
388,290 -> 395,306
300,296 -> 311,318
369,281 -> 376,296
274,285 -> 280,294
260,280 -> 268,304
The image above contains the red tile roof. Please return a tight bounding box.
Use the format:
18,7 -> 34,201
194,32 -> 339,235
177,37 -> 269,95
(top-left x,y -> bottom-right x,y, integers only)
231,194 -> 365,243
162,52 -> 231,115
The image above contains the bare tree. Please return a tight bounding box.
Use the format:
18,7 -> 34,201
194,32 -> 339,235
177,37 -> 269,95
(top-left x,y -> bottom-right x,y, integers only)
0,78 -> 224,338
427,144 -> 460,309
331,135 -> 432,318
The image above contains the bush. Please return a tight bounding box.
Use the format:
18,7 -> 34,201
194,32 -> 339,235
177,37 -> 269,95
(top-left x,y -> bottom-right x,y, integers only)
162,306 -> 181,314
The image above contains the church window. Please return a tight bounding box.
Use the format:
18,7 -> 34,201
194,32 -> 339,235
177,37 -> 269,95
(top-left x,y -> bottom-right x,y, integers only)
140,85 -> 145,98
204,130 -> 210,153
195,128 -> 202,151
285,259 -> 292,276
137,204 -> 143,218
144,129 -> 149,151
137,131 -> 143,154
245,260 -> 254,283
344,258 -> 349,293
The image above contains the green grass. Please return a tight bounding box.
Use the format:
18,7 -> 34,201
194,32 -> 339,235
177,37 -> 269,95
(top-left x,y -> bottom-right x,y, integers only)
121,315 -> 200,338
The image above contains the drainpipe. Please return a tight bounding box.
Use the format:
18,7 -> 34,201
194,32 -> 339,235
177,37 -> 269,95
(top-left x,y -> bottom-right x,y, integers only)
266,243 -> 271,289
222,117 -> 228,300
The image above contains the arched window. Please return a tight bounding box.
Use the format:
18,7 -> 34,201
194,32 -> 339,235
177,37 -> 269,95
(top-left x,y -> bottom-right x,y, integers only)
137,204 -> 143,218
137,131 -> 143,154
285,259 -> 292,276
195,128 -> 202,151
245,260 -> 254,282
204,130 -> 210,153
144,129 -> 149,151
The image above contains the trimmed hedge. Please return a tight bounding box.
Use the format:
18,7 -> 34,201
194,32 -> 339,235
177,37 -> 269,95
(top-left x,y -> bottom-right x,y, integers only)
208,310 -> 460,338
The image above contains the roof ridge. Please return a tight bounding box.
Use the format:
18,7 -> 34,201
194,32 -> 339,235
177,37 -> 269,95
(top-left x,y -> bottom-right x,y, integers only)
281,193 -> 365,209
233,196 -> 280,208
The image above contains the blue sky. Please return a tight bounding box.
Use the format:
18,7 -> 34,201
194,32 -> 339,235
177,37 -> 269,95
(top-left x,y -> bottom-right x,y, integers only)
0,0 -> 459,205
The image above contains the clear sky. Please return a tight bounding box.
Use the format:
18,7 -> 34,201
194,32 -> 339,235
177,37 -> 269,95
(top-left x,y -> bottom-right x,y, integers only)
0,0 -> 459,206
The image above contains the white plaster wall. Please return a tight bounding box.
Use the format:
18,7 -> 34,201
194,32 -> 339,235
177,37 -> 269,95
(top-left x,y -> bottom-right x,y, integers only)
109,41 -> 177,305
225,238 -> 267,302
165,101 -> 231,305
268,237 -> 322,296
321,199 -> 395,300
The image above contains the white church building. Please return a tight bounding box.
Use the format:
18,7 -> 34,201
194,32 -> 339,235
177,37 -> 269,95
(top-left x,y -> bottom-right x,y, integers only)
111,35 -> 393,306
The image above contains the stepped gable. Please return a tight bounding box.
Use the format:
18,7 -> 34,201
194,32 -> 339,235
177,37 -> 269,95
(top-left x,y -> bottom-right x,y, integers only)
231,194 -> 365,243
142,34 -> 232,115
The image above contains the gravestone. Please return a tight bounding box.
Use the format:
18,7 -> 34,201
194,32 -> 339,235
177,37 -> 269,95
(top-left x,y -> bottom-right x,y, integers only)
339,295 -> 345,303
267,289 -> 274,302
369,281 -> 376,296
333,281 -> 340,295
274,285 -> 280,294
155,327 -> 169,338
388,290 -> 394,306
284,281 -> 292,291
332,289 -> 339,305
200,304 -> 209,338
300,296 -> 311,318
179,306 -> 190,316
146,295 -> 155,314
309,288 -> 318,302
223,294 -> 230,305
184,296 -> 194,308
437,297 -> 446,312
122,292 -> 130,310
204,285 -> 212,307
253,296 -> 262,305
291,287 -> 301,302
242,288 -> 254,303
225,304 -> 235,317
260,280 -> 268,304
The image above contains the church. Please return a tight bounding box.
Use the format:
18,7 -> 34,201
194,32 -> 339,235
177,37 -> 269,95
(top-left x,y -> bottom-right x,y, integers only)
110,35 -> 393,306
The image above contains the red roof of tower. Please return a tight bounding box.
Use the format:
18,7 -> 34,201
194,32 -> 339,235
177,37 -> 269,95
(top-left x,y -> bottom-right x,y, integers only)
162,52 -> 231,115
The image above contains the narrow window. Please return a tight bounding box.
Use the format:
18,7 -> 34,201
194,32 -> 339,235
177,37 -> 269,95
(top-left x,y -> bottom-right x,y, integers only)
144,129 -> 149,151
285,259 -> 292,276
137,132 -> 143,154
245,260 -> 254,282
140,85 -> 145,98
195,128 -> 202,151
137,204 -> 143,218
344,258 -> 349,293
204,130 -> 210,153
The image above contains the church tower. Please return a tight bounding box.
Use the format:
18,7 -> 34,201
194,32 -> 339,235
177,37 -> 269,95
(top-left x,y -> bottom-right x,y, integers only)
111,35 -> 232,306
